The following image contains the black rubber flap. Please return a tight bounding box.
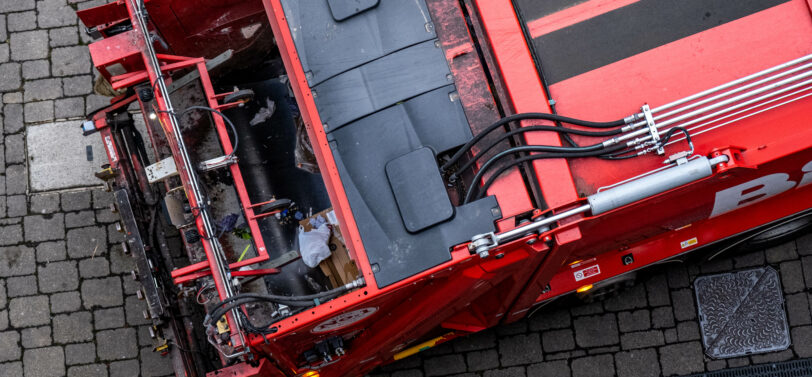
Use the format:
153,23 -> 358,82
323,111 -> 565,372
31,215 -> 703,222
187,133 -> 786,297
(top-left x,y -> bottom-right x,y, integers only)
694,267 -> 790,359
386,147 -> 454,233
280,0 -> 435,86
327,0 -> 379,21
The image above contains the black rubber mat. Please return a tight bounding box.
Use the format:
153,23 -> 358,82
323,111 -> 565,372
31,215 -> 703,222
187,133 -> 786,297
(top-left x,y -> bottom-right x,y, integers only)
694,267 -> 790,359
684,358 -> 812,377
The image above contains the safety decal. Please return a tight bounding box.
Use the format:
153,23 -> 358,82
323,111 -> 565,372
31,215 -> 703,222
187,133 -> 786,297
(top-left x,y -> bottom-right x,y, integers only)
574,265 -> 600,282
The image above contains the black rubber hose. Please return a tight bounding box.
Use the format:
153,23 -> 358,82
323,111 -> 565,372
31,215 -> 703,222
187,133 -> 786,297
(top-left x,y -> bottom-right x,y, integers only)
449,126 -> 623,178
442,113 -> 625,171
464,144 -> 628,203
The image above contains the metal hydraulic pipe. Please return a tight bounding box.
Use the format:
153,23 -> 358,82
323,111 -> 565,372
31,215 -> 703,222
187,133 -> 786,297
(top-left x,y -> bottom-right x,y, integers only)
648,53 -> 812,115
606,75 -> 812,147
624,62 -> 812,132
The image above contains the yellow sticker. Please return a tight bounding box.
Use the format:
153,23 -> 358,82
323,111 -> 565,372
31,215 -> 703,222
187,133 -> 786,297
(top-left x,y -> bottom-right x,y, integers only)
680,237 -> 698,249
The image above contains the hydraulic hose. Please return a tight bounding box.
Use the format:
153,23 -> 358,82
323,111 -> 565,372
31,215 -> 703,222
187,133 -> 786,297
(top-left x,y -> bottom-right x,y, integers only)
442,113 -> 628,171
450,126 -> 623,178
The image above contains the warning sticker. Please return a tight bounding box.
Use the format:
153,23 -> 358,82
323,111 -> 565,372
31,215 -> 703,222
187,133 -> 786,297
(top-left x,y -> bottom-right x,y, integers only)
574,265 -> 600,282
681,237 -> 699,249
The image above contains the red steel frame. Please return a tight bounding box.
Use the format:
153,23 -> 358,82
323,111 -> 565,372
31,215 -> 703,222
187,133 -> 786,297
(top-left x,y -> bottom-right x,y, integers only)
79,0 -> 812,376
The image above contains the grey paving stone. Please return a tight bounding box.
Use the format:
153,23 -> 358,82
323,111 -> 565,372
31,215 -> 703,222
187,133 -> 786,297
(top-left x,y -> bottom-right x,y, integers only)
124,295 -> 149,326
750,349 -> 793,363
68,364 -> 107,377
666,265 -> 689,289
7,11 -> 36,32
38,260 -> 78,293
4,134 -> 24,164
82,276 -> 122,309
780,260 -> 804,293
605,284 -> 647,311
61,190 -> 91,211
571,301 -> 604,316
528,308 -> 570,331
0,0 -> 35,13
792,326 -> 812,358
21,326 -> 51,348
62,75 -> 92,97
51,46 -> 90,76
107,222 -> 125,243
5,165 -> 25,195
23,100 -> 53,123
94,208 -> 119,224
618,310 -> 650,333
37,0 -> 77,28
422,340 -> 453,357
93,307 -> 123,330
620,330 -> 665,350
701,257 -> 734,274
136,325 -> 152,347
651,306 -> 675,329
92,189 -> 113,209
0,43 -> 8,64
574,314 -> 619,348
453,331 -> 496,355
804,256 -> 812,287
54,97 -> 84,119
727,357 -> 750,368
671,289 -> 696,321
645,274 -> 670,307
391,370 -> 422,377
65,342 -> 95,365
6,195 -> 26,217
0,16 -> 5,41
663,328 -> 678,344
0,245 -> 33,276
122,276 -> 140,296
615,349 -> 659,377
50,291 -> 80,313
659,342 -> 704,376
3,92 -> 22,104
424,354 -> 466,376
4,104 -> 23,133
30,193 -> 59,214
766,241 -> 798,263
0,331 -> 21,362
706,360 -> 726,371
482,367 -> 525,377
65,210 -> 94,228
737,250 -> 768,270
571,354 -> 614,377
785,293 -> 811,326
0,225 -> 23,247
6,275 -> 36,297
79,257 -> 109,278
67,226 -> 107,258
0,361 -> 22,377
109,359 -> 139,377
0,197 -> 6,219
53,312 -> 93,343
9,295 -> 49,327
9,30 -> 46,60
23,346 -> 64,377
0,63 -> 21,92
496,321 -> 527,336
109,244 -> 135,275
24,78 -> 62,102
676,322 -> 700,342
527,360 -> 570,377
0,280 -> 5,307
466,349 -> 498,372
541,329 -> 574,353
97,328 -> 137,361
36,241 -> 66,262
797,233 -> 812,256
49,26 -> 79,47
85,94 -> 109,113
381,355 -> 422,372
498,333 -> 543,366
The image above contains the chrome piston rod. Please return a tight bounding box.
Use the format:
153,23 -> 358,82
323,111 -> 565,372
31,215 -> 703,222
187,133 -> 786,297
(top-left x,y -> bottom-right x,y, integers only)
470,155 -> 729,257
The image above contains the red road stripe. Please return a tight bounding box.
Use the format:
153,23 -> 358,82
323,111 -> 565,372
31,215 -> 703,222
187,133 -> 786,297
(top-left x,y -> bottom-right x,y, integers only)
527,0 -> 641,38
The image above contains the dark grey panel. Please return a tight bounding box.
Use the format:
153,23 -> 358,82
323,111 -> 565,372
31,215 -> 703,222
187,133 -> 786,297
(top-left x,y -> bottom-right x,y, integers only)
327,0 -> 379,21
313,40 -> 453,131
386,147 -> 454,233
280,0 -> 435,86
328,86 -> 499,287
529,0 -> 788,84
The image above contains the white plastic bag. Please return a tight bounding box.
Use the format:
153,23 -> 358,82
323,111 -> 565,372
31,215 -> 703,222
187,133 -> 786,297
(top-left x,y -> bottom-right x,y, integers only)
298,223 -> 332,268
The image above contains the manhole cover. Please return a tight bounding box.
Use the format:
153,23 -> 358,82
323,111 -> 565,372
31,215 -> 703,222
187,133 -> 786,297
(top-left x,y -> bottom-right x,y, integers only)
694,267 -> 790,359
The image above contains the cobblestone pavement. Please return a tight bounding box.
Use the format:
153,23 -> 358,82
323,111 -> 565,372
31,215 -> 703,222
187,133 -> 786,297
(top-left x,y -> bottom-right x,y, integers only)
1,1 -> 812,377
0,0 -> 174,376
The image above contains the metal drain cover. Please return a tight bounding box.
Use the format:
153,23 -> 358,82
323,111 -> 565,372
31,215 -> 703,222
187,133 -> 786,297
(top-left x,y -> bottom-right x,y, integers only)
694,267 -> 790,359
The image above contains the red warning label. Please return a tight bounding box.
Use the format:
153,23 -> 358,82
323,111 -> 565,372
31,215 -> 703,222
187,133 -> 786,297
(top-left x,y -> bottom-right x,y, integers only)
574,265 -> 601,282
